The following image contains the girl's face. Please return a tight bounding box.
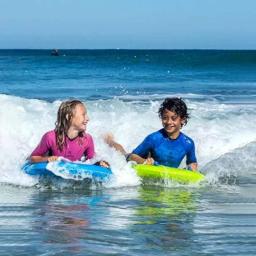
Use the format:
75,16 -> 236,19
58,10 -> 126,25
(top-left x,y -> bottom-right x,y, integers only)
161,109 -> 185,138
70,104 -> 89,132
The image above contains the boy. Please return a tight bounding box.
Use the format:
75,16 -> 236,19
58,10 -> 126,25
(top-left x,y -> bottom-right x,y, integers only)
105,98 -> 198,171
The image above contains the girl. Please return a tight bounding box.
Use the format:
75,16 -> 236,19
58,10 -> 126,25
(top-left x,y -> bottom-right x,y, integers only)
105,97 -> 198,171
30,100 -> 108,167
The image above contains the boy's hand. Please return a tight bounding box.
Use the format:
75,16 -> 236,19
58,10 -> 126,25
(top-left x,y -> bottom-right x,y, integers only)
103,133 -> 115,146
143,157 -> 155,165
188,163 -> 198,171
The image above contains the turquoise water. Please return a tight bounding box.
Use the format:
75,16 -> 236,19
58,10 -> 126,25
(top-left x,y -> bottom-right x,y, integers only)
1,185 -> 256,255
0,50 -> 256,255
1,50 -> 256,102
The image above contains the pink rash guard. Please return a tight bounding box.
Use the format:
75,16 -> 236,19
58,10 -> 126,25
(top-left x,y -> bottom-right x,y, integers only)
31,130 -> 95,161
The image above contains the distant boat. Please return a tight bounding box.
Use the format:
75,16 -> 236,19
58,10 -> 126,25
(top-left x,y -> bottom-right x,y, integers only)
51,49 -> 60,56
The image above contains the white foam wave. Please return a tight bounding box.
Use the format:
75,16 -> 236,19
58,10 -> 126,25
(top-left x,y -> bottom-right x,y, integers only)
202,141 -> 256,184
0,94 -> 256,188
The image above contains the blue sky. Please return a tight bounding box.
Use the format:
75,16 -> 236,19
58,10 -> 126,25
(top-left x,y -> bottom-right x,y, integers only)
0,0 -> 255,49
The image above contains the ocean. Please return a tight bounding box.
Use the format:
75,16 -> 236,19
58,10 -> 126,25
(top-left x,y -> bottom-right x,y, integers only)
0,50 -> 256,255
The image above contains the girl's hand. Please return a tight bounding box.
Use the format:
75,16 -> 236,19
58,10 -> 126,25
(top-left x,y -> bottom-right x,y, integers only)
143,157 -> 155,165
47,156 -> 59,162
99,160 -> 110,168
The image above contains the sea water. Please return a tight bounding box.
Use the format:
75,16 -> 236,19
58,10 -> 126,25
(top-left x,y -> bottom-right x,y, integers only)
0,50 -> 256,255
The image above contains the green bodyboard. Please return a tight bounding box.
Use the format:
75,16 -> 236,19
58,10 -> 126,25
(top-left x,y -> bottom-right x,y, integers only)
133,164 -> 205,184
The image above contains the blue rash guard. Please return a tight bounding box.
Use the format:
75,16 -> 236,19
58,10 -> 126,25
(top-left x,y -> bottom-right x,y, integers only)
132,129 -> 197,168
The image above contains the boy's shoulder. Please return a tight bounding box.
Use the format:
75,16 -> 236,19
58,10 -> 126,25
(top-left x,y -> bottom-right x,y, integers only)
179,132 -> 195,146
145,129 -> 167,141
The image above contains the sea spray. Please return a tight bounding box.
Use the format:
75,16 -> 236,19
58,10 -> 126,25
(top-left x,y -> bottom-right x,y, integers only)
0,94 -> 255,188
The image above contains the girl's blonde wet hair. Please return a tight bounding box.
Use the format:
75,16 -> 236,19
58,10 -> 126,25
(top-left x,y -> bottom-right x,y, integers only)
55,100 -> 84,151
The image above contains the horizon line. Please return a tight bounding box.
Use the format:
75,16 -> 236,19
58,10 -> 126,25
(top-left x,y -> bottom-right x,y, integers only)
0,48 -> 256,51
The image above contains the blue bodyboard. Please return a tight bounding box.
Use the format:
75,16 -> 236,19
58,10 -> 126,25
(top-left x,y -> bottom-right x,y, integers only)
22,160 -> 112,182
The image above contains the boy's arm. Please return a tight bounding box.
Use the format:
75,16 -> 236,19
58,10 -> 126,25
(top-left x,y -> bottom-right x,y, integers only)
129,154 -> 154,165
186,140 -> 198,171
188,162 -> 198,171
130,135 -> 154,164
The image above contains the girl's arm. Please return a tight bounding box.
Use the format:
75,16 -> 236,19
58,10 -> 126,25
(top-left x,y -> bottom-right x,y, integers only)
30,132 -> 57,163
30,155 -> 58,163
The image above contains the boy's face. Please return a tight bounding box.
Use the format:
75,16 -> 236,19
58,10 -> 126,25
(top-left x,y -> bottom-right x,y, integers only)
161,109 -> 185,138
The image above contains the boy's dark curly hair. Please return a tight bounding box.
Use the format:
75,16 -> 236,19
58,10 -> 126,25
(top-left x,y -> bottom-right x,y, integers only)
158,97 -> 190,126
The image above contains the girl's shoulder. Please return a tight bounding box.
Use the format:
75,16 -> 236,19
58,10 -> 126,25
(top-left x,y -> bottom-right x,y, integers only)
42,130 -> 56,140
81,132 -> 92,139
78,132 -> 94,148
80,132 -> 94,143
38,130 -> 56,147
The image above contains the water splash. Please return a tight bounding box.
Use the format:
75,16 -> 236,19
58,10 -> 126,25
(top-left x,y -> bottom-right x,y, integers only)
0,94 -> 255,188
